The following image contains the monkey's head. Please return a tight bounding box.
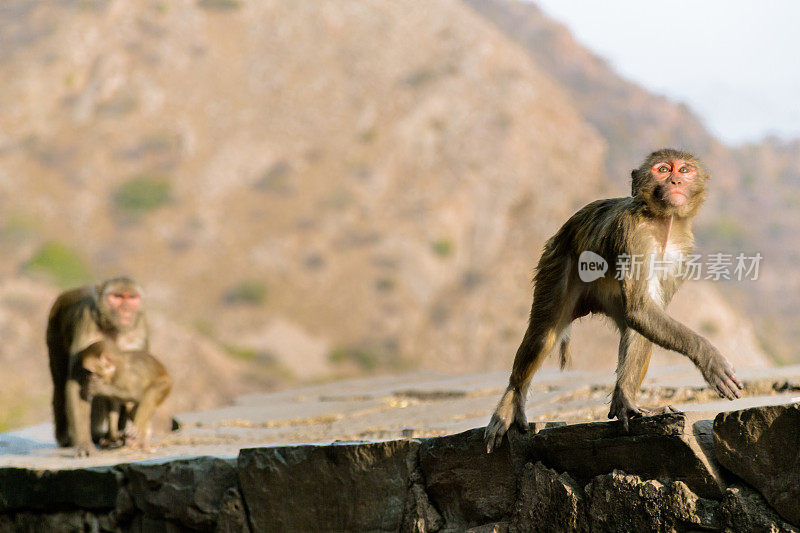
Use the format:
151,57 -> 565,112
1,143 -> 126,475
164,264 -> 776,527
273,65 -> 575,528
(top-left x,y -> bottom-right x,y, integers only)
631,148 -> 709,218
81,341 -> 117,379
96,276 -> 144,331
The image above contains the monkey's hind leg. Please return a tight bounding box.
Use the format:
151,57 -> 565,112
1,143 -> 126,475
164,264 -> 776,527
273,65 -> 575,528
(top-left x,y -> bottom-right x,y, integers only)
609,328 -> 653,431
485,275 -> 575,453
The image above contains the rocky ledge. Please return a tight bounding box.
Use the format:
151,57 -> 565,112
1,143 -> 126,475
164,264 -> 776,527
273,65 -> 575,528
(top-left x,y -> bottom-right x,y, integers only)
1,404 -> 799,532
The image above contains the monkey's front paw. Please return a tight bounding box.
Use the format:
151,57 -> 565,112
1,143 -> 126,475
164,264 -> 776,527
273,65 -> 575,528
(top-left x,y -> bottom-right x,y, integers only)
608,401 -> 648,432
484,413 -> 511,454
484,391 -> 528,454
73,442 -> 94,458
703,354 -> 743,401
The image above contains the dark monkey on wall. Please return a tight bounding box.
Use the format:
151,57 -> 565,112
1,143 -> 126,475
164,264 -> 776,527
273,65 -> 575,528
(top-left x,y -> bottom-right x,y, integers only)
485,148 -> 742,452
47,276 -> 149,457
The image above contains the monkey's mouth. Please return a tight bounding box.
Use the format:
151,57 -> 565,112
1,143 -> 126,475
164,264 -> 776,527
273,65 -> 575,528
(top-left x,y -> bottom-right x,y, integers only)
117,311 -> 136,325
667,190 -> 688,206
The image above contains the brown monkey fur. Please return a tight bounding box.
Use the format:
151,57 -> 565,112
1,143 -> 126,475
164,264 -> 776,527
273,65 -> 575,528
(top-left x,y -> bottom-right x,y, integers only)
81,340 -> 172,449
485,149 -> 743,453
47,276 -> 148,457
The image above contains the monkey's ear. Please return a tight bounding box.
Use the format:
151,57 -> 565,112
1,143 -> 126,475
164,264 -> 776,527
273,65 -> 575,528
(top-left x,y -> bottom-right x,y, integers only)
705,174 -> 712,180
630,169 -> 637,179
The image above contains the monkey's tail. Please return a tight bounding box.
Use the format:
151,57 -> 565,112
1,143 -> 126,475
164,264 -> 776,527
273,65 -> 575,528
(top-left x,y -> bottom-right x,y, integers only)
558,328 -> 572,370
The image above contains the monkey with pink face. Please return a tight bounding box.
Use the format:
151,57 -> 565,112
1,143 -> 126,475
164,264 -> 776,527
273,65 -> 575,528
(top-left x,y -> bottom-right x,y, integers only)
485,149 -> 743,452
47,276 -> 150,456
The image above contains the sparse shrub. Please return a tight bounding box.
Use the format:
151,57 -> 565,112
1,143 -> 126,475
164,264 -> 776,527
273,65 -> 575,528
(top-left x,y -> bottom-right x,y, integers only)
359,128 -> 376,143
699,319 -> 720,336
461,270 -> 483,290
193,319 -> 214,337
431,238 -> 454,258
223,279 -> 267,305
118,131 -> 181,160
320,188 -> 353,210
0,213 -> 40,245
304,253 -> 325,269
198,0 -> 240,9
24,242 -> 92,288
221,344 -> 295,380
254,161 -> 292,193
97,94 -> 138,116
223,344 -> 258,361
375,277 -> 395,292
113,175 -> 172,215
403,68 -> 437,86
329,346 -> 381,371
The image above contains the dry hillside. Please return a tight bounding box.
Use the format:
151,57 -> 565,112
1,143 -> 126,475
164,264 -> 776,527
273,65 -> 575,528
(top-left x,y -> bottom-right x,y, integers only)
0,0 -> 772,429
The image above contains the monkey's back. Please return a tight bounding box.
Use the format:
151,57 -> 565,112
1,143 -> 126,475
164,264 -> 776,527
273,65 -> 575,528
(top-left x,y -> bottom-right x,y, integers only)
111,350 -> 170,399
46,286 -> 95,386
537,197 -> 642,271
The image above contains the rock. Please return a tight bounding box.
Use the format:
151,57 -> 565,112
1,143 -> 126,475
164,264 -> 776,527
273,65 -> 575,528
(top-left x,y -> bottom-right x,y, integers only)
466,522 -> 509,533
0,511 -> 114,531
0,466 -> 119,512
119,457 -> 238,531
215,487 -> 251,533
510,462 -> 587,533
720,484 -> 799,532
418,427 -> 528,530
530,412 -> 726,498
401,468 -> 444,533
238,440 -> 419,532
585,470 -> 720,532
127,514 -> 186,531
714,403 -> 800,525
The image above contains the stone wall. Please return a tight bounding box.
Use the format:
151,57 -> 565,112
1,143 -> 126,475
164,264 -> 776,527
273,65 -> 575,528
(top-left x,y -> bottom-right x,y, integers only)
1,406 -> 798,532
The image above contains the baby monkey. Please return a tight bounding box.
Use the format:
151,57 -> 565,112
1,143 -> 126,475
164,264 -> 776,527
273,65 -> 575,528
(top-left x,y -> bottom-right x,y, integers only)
485,148 -> 743,453
80,340 -> 172,449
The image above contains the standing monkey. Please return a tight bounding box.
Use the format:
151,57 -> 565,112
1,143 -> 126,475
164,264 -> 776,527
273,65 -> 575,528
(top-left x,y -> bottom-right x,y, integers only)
485,149 -> 743,452
46,276 -> 148,456
81,340 -> 172,449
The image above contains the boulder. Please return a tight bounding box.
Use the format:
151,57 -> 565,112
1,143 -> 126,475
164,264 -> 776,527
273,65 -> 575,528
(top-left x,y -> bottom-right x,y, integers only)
119,457 -> 238,531
401,467 -> 444,533
0,466 -> 119,512
238,440 -> 418,532
530,412 -> 726,498
418,427 -> 531,530
720,484 -> 799,533
510,462 -> 587,533
585,470 -> 720,532
714,403 -> 800,525
215,487 -> 251,533
0,510 -> 116,531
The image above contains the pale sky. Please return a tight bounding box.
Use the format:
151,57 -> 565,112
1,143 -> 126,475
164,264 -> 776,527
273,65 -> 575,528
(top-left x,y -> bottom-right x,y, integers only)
533,0 -> 800,145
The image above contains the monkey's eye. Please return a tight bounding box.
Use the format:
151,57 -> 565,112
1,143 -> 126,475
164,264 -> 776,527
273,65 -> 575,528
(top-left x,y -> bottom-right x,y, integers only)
658,165 -> 670,173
